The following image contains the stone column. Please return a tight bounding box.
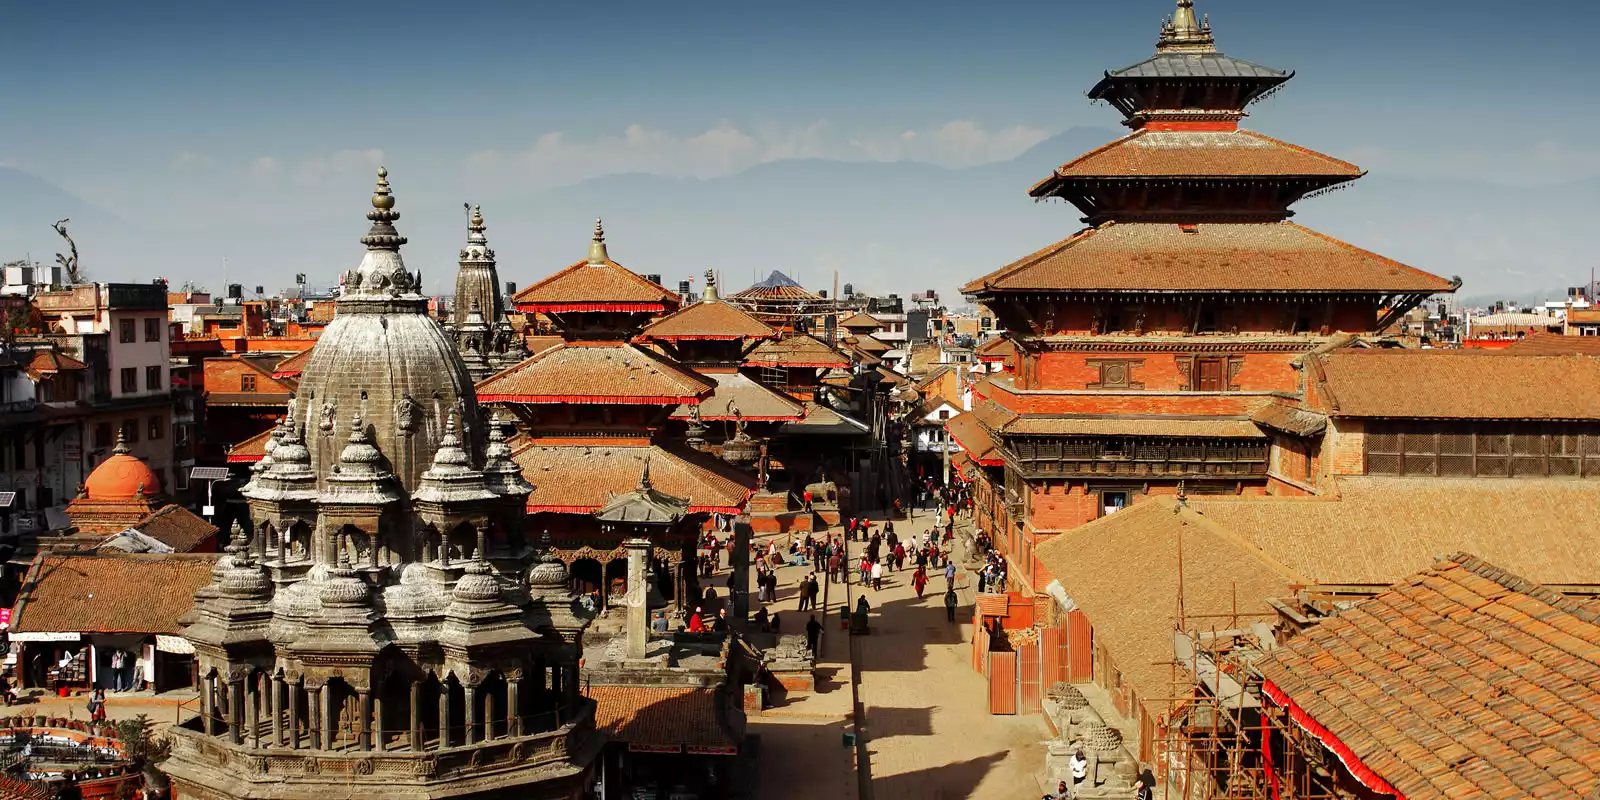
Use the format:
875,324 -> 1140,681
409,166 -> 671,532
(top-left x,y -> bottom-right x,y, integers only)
438,684 -> 452,748
322,686 -> 336,751
358,689 -> 372,751
201,674 -> 216,736
306,685 -> 322,750
409,681 -> 423,752
368,533 -> 379,569
288,683 -> 302,749
277,527 -> 287,563
732,519 -> 752,624
624,538 -> 651,660
506,678 -> 520,737
475,525 -> 487,560
247,677 -> 260,749
464,685 -> 478,744
272,676 -> 285,747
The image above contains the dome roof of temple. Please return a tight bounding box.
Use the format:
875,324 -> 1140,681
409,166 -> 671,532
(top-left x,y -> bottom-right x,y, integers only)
295,167 -> 482,493
83,431 -> 162,500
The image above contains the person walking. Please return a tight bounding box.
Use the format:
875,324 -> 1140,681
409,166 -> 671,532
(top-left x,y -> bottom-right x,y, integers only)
805,614 -> 822,655
912,566 -> 928,599
871,559 -> 884,591
944,588 -> 958,622
803,489 -> 814,512
944,560 -> 957,588
1070,749 -> 1090,798
827,552 -> 841,584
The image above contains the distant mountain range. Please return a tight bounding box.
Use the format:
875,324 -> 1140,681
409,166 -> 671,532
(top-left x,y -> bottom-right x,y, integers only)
1,129 -> 1595,304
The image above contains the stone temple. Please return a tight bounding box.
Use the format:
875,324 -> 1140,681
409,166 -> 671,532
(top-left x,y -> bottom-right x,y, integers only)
161,169 -> 603,800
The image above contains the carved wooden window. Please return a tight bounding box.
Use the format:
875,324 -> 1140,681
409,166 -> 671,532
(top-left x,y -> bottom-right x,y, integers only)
1365,421 -> 1600,478
1179,356 -> 1242,391
1087,359 -> 1145,390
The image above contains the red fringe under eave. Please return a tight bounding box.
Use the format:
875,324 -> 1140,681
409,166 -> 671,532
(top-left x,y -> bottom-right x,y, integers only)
1261,679 -> 1407,800
517,302 -> 668,314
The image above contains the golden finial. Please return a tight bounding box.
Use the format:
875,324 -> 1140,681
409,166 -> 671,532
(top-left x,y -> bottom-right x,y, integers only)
587,218 -> 610,265
372,166 -> 394,210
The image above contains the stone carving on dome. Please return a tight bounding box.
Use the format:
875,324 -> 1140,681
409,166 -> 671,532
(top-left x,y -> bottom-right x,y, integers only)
319,398 -> 337,433
395,393 -> 421,437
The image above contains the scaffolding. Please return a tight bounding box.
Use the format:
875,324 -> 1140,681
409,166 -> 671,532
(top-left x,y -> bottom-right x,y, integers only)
1161,622 -> 1352,800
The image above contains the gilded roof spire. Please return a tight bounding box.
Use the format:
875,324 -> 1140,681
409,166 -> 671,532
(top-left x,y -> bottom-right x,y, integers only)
360,166 -> 408,250
1158,0 -> 1216,53
112,427 -> 131,456
587,218 -> 610,265
702,268 -> 719,302
637,454 -> 654,492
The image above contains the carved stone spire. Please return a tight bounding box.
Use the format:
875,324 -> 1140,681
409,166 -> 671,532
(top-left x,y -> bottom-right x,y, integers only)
413,410 -> 496,506
587,218 -> 610,265
319,404 -> 402,506
482,409 -> 534,498
360,167 -> 408,251
112,428 -> 131,456
1158,0 -> 1215,53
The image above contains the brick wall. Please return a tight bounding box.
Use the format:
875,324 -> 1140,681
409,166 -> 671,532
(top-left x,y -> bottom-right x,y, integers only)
1326,419 -> 1365,477
203,358 -> 292,395
1034,350 -> 1301,394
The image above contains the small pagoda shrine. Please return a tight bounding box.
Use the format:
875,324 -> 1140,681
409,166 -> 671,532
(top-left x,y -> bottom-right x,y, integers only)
487,222 -> 756,611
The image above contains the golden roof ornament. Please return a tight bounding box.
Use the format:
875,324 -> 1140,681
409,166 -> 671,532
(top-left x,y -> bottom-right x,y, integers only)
587,218 -> 610,265
1157,0 -> 1216,53
360,166 -> 408,250
703,268 -> 719,302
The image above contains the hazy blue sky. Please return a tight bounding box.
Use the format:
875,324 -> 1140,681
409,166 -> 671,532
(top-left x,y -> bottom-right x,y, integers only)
2,0 -> 1595,298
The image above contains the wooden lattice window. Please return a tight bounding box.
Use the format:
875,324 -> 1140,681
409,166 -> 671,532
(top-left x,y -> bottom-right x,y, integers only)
1086,359 -> 1145,390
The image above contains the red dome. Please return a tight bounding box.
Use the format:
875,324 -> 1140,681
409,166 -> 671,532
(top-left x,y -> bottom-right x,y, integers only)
84,450 -> 162,501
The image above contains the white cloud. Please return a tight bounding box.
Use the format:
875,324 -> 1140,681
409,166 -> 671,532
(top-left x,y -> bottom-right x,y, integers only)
465,119 -> 1049,188
247,156 -> 282,180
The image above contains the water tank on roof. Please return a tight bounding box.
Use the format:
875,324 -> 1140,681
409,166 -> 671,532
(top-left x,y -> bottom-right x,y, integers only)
678,280 -> 691,297
227,283 -> 243,299
505,281 -> 517,297
645,274 -> 662,286
818,290 -> 828,299
843,283 -> 854,298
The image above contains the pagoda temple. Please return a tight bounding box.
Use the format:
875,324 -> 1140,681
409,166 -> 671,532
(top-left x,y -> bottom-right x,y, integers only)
956,0 -> 1458,598
161,169 -> 601,800
488,223 -> 756,610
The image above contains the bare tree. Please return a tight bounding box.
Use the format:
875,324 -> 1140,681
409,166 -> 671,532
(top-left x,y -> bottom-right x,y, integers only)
52,218 -> 83,284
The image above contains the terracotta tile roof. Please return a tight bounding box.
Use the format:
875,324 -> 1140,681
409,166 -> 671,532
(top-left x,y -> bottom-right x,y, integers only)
0,776 -> 55,800
1248,403 -> 1327,437
226,426 -> 277,463
513,442 -> 754,513
960,221 -> 1457,295
970,397 -> 1018,432
744,334 -> 851,369
975,337 -> 1014,362
1035,497 -> 1303,716
134,505 -> 218,552
1500,332 -> 1600,356
1052,129 -> 1359,181
588,686 -> 740,749
838,311 -> 884,330
1314,350 -> 1600,419
670,372 -> 805,421
843,334 -> 891,354
511,259 -> 680,312
637,300 -> 776,342
24,349 -> 86,379
12,553 -> 217,634
946,413 -> 1002,466
1258,554 -> 1600,800
271,348 -> 313,378
1190,477 -> 1600,586
1001,415 -> 1266,438
477,343 -> 713,405
308,301 -> 336,323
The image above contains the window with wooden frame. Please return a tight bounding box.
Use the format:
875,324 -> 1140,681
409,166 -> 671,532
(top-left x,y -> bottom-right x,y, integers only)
1086,358 -> 1145,390
241,373 -> 257,392
1177,355 -> 1243,391
1365,421 -> 1600,479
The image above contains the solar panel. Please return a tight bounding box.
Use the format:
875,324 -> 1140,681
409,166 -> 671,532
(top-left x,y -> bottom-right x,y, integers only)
0,493 -> 13,508
189,467 -> 232,481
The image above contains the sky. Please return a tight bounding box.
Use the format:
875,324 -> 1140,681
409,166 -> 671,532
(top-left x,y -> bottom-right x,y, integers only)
1,0 -> 1596,300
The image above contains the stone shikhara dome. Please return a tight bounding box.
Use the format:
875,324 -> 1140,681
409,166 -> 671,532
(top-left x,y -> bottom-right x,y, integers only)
294,167 -> 483,494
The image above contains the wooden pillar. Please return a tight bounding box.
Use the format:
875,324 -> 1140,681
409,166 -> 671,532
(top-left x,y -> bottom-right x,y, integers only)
288,682 -> 302,749
464,685 -> 478,745
438,684 -> 451,749
409,680 -> 423,752
373,689 -> 385,751
506,678 -> 520,737
358,689 -> 372,751
272,676 -> 285,747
